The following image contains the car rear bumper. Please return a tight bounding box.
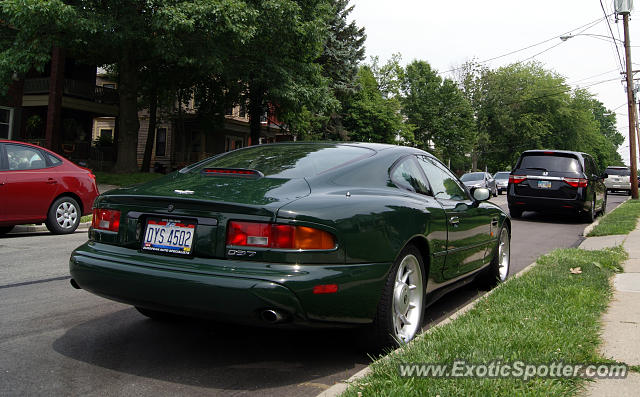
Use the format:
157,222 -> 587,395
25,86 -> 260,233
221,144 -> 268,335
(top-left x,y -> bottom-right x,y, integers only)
507,194 -> 587,212
69,242 -> 390,326
604,182 -> 631,191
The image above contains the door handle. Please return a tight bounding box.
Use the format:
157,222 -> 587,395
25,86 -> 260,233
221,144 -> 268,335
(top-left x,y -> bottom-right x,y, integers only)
47,178 -> 57,184
449,216 -> 460,225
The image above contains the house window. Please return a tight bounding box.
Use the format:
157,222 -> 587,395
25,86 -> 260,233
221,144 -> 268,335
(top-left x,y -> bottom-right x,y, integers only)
156,128 -> 167,157
99,128 -> 113,140
239,103 -> 247,118
0,107 -> 13,139
225,136 -> 244,152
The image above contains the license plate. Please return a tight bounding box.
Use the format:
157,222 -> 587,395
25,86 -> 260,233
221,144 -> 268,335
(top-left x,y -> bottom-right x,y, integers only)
537,180 -> 552,189
142,218 -> 195,255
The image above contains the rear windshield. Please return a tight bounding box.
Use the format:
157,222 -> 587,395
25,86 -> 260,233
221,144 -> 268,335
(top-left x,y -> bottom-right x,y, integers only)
494,172 -> 510,179
460,172 -> 485,182
605,167 -> 630,176
518,154 -> 582,173
187,144 -> 375,178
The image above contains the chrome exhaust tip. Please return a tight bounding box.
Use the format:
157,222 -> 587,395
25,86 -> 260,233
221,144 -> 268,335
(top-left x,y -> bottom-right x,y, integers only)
70,278 -> 81,289
260,309 -> 285,323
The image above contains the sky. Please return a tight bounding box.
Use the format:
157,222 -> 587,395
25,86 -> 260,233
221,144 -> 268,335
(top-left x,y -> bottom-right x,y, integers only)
350,0 -> 640,166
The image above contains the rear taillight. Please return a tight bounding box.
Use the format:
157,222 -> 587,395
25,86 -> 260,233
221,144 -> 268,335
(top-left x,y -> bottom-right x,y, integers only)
509,175 -> 527,184
562,177 -> 588,188
92,208 -> 121,232
227,221 -> 336,250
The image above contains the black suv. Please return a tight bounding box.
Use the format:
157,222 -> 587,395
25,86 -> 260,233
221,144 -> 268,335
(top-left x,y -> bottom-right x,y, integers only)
507,150 -> 607,221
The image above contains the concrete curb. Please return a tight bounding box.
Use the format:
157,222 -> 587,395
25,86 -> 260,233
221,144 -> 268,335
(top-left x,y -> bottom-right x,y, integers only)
11,222 -> 91,234
583,196 -> 631,236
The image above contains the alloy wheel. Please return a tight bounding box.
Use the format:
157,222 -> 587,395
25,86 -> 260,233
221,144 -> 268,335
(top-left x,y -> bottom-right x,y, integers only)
392,254 -> 424,343
497,227 -> 510,281
56,201 -> 78,230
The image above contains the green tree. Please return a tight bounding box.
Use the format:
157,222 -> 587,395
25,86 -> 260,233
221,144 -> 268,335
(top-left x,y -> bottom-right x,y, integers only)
308,0 -> 366,140
400,60 -> 475,166
474,63 -> 570,170
342,66 -> 411,143
223,0 -> 332,146
1,0 -> 253,172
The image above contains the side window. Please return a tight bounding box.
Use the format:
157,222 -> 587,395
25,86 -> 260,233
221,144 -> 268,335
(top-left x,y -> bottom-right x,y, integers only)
391,156 -> 431,194
45,152 -> 62,166
6,144 -> 46,170
417,155 -> 468,200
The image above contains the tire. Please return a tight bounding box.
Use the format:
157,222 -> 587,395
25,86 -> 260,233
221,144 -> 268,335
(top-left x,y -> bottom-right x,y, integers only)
477,224 -> 510,289
135,306 -> 183,321
0,225 -> 15,235
582,195 -> 596,223
45,196 -> 81,234
509,206 -> 523,219
370,245 -> 426,348
498,189 -> 503,195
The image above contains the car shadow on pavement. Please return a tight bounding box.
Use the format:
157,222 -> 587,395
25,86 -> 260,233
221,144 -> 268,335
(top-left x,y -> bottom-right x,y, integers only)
52,307 -> 371,391
51,283 -> 488,393
510,210 -> 592,225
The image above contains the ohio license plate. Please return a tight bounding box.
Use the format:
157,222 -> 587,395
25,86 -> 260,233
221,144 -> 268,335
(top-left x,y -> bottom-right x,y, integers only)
537,180 -> 552,189
142,218 -> 195,255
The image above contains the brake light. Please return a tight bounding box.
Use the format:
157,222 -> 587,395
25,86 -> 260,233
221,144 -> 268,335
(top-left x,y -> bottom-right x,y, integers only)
509,175 -> 527,184
313,284 -> 339,294
227,221 -> 336,250
203,168 -> 262,177
92,208 -> 121,232
563,177 -> 588,188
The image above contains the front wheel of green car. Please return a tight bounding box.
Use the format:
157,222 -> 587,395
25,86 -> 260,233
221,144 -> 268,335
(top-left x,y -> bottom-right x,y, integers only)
478,225 -> 510,289
370,245 -> 426,348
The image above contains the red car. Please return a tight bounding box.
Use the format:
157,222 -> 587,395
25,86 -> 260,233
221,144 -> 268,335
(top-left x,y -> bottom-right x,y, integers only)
0,140 -> 99,235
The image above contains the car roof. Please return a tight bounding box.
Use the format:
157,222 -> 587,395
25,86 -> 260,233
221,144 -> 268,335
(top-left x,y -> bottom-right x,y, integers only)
521,149 -> 586,156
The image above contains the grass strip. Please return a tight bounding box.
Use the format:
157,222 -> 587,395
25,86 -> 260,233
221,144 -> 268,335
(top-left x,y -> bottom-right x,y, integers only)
343,246 -> 627,397
588,198 -> 640,237
94,171 -> 164,187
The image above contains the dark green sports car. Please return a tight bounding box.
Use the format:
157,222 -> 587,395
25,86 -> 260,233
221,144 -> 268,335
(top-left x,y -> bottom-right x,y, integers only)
69,142 -> 511,346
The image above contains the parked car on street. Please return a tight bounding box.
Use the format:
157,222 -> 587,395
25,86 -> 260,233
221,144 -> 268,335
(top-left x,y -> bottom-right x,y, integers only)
70,142 -> 511,347
460,171 -> 498,197
0,140 -> 99,235
604,166 -> 631,195
493,171 -> 510,195
507,150 -> 607,221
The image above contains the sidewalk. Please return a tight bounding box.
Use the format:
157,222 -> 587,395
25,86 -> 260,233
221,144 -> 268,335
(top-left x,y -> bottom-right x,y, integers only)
11,183 -> 120,234
580,226 -> 640,396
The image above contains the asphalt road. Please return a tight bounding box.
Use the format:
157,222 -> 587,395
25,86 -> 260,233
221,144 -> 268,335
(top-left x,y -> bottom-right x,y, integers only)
0,193 -> 628,396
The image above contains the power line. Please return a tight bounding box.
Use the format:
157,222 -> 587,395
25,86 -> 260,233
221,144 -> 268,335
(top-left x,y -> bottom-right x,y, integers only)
500,77 -> 620,107
441,16 -> 607,75
567,68 -> 620,85
600,0 -> 625,72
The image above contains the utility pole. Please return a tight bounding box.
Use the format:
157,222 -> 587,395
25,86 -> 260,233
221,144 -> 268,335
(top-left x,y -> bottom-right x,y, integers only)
623,11 -> 639,199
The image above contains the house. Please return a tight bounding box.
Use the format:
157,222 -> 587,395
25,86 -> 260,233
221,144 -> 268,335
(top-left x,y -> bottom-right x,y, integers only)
1,47 -> 118,165
93,72 -> 293,171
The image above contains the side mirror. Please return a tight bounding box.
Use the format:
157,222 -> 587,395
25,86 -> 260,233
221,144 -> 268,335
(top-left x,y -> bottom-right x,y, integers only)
601,173 -> 608,179
473,187 -> 490,201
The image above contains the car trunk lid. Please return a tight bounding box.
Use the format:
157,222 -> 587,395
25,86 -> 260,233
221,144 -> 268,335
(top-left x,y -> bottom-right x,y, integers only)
94,172 -> 311,259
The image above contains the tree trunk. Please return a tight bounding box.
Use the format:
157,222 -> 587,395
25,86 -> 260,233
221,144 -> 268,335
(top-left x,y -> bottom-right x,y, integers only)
141,82 -> 158,172
248,83 -> 264,146
113,55 -> 140,173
